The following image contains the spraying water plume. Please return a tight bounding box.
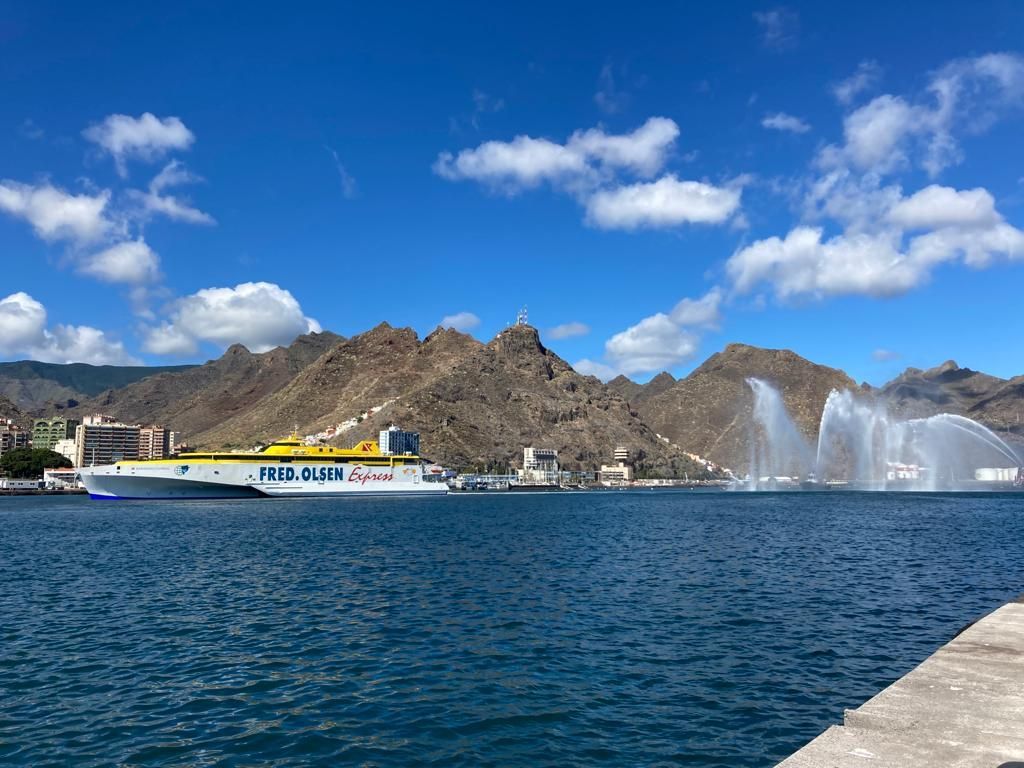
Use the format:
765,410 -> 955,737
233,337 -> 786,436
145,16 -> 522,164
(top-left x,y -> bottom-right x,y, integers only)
742,379 -> 1021,491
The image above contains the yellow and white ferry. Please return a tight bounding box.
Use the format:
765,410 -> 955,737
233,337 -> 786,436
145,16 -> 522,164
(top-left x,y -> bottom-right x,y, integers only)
79,435 -> 448,500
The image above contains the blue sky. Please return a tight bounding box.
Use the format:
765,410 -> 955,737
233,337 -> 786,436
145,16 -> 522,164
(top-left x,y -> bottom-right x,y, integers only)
1,1 -> 1022,384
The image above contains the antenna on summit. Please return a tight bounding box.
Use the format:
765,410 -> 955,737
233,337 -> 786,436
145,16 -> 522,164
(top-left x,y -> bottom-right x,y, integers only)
516,306 -> 528,326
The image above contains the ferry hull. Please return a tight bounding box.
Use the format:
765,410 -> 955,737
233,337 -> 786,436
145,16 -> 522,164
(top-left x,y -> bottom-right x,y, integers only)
80,461 -> 448,500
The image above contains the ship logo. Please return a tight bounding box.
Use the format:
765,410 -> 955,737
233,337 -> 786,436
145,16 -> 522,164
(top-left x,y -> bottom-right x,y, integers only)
174,465 -> 190,476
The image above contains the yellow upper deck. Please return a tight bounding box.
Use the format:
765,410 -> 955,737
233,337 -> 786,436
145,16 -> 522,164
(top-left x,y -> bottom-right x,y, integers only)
119,435 -> 420,466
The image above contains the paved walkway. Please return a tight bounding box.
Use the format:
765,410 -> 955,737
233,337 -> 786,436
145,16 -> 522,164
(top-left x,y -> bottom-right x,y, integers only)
778,600 -> 1024,767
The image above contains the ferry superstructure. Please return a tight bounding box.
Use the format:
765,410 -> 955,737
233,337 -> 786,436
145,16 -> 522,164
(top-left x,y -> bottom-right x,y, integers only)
79,435 -> 447,500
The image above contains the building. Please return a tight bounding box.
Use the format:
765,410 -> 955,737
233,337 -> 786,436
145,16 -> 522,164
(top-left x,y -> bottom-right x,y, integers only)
379,425 -> 420,456
43,468 -> 80,489
599,463 -> 635,485
600,445 -> 634,486
53,439 -> 77,465
0,420 -> 29,457
520,447 -> 559,484
75,420 -> 140,467
139,426 -> 175,460
32,417 -> 80,451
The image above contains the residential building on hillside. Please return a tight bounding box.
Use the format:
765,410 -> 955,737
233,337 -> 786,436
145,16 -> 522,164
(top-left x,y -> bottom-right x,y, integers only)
139,426 -> 175,460
379,425 -> 420,456
32,417 -> 80,451
53,439 -> 77,465
75,421 -> 140,467
0,420 -> 29,457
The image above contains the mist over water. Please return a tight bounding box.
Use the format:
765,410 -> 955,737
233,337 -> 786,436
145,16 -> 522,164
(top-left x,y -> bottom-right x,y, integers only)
744,379 -> 1021,490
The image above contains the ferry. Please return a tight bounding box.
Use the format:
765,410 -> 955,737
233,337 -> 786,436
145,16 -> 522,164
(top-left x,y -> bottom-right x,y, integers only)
79,435 -> 448,500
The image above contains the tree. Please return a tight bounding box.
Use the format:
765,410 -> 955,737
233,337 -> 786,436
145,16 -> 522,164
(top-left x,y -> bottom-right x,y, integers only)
0,448 -> 72,479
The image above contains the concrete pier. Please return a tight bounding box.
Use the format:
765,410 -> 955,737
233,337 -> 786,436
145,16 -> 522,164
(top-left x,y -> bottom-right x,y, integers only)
778,599 -> 1024,767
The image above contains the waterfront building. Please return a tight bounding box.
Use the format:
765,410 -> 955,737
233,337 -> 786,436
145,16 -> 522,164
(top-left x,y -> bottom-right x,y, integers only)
32,417 -> 80,451
521,447 -> 559,484
379,425 -> 420,456
600,463 -> 634,485
43,468 -> 80,489
600,445 -> 634,485
75,420 -> 141,467
139,426 -> 175,460
0,420 -> 29,457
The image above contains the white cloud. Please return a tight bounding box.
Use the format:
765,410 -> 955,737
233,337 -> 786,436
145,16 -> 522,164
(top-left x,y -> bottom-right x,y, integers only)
129,161 -> 215,225
886,185 -> 999,229
0,292 -> 47,353
573,358 -> 619,381
0,292 -> 138,364
79,239 -> 161,284
605,313 -> 698,375
669,288 -> 723,328
727,227 -> 918,299
833,60 -> 883,105
0,180 -> 111,243
585,175 -> 741,230
83,113 -> 195,175
434,116 -> 679,191
761,112 -> 811,133
143,282 -> 320,356
727,205 -> 1024,301
753,8 -> 799,49
547,321 -> 590,340
438,311 -> 481,332
838,95 -> 923,173
821,53 -> 1024,178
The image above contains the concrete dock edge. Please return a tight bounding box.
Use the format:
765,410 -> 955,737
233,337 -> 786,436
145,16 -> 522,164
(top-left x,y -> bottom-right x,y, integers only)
777,598 -> 1024,767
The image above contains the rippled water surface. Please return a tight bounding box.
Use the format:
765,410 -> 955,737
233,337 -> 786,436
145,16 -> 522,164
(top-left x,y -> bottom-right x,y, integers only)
2,491 -> 1023,766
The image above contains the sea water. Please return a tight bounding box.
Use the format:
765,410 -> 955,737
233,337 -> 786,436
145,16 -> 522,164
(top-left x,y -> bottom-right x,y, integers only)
2,490 -> 1023,766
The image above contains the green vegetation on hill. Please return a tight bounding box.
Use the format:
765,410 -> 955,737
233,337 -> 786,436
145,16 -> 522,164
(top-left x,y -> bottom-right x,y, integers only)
0,448 -> 72,478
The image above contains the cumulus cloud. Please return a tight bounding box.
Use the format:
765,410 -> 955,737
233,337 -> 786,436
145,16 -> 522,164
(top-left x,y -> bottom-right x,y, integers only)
435,117 -> 741,232
79,239 -> 161,284
83,113 -> 195,175
761,112 -> 811,133
669,288 -> 723,328
143,282 -> 320,356
833,60 -> 883,105
0,180 -> 111,243
438,311 -> 481,332
0,292 -> 138,364
727,204 -> 1024,301
886,185 -> 999,229
547,321 -> 590,340
434,116 -> 680,191
605,313 -> 698,375
585,175 -> 741,230
820,53 -> 1024,177
129,161 -> 215,225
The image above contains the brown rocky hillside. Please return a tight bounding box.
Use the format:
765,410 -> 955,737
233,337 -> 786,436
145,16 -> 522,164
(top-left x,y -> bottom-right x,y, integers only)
636,343 -> 857,471
332,324 -> 705,475
71,332 -> 342,440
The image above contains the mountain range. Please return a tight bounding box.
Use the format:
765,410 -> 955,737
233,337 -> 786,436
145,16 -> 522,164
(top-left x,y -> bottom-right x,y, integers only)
1,326 -> 1021,473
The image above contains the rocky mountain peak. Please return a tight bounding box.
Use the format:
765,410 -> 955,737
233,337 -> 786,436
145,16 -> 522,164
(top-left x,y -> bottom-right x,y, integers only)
488,324 -> 558,379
